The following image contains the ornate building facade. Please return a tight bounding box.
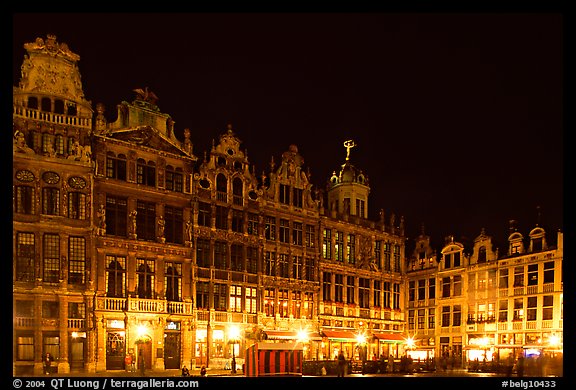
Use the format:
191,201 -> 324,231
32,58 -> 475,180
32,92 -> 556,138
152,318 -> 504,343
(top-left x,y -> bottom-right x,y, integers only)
13,35 -> 562,376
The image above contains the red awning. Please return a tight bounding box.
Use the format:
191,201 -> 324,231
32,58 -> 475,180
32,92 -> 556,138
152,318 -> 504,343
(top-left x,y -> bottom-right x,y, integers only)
322,330 -> 359,342
264,330 -> 322,341
373,333 -> 405,343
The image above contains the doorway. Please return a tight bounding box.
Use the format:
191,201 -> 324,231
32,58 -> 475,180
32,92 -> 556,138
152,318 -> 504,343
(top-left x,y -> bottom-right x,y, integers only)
164,332 -> 181,369
137,341 -> 152,369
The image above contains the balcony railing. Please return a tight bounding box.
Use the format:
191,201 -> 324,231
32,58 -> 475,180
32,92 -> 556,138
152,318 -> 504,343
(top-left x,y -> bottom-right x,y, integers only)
13,105 -> 92,129
68,319 -> 86,328
542,283 -> 554,293
14,317 -> 35,327
96,296 -> 192,315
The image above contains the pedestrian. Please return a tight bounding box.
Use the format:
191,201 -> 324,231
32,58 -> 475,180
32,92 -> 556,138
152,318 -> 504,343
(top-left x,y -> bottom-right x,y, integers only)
125,354 -> 133,372
181,365 -> 190,377
138,350 -> 145,376
337,350 -> 346,377
517,355 -> 525,377
200,365 -> 207,377
43,353 -> 53,375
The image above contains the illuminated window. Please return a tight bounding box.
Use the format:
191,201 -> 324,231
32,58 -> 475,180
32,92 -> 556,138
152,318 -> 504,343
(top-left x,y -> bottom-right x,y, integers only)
245,287 -> 257,314
335,231 -> 344,262
322,228 -> 332,259
347,234 -> 355,264
279,289 -> 289,318
229,285 -> 242,312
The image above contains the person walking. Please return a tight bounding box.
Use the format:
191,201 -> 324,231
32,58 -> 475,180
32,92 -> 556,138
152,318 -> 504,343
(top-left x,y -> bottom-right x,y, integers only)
43,353 -> 53,375
337,351 -> 346,377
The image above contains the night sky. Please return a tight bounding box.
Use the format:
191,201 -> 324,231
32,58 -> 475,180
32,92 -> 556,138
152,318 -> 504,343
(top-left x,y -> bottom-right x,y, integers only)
12,12 -> 564,253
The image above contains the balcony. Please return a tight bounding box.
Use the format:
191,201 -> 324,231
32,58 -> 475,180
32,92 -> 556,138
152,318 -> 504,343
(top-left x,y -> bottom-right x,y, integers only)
13,104 -> 92,129
96,296 -> 192,315
542,283 -> 554,293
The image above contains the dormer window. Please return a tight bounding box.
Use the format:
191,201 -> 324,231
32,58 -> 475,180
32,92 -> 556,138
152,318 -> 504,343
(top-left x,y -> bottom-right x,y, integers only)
478,246 -> 487,263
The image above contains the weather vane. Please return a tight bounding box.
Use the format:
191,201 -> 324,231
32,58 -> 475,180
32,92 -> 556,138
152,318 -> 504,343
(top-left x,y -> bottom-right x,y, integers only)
343,139 -> 356,161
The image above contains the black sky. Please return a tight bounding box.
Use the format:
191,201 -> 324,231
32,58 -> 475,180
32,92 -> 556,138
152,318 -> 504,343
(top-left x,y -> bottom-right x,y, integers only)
12,12 -> 564,253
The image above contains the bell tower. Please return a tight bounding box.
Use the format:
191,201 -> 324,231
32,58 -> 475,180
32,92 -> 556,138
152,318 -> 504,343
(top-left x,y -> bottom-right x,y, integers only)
326,139 -> 370,218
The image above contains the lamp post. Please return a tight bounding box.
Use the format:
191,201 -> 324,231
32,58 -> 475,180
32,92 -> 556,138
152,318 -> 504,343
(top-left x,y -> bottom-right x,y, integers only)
228,325 -> 240,374
356,333 -> 367,374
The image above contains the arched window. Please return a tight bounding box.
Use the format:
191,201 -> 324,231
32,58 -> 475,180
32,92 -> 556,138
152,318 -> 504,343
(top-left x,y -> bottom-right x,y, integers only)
41,97 -> 51,112
27,96 -> 38,110
216,173 -> 227,202
137,259 -> 155,299
54,100 -> 64,114
232,177 -> 243,205
106,256 -> 126,298
165,262 -> 182,302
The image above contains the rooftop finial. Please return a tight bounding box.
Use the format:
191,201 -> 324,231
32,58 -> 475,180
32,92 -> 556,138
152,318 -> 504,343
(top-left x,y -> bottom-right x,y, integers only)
343,139 -> 356,161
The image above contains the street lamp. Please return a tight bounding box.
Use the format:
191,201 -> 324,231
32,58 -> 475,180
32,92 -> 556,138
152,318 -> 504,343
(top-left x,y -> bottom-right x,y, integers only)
228,325 -> 241,374
356,333 -> 367,374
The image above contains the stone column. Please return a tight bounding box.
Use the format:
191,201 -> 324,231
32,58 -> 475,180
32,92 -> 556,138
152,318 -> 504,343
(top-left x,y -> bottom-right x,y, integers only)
57,294 -> 71,373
